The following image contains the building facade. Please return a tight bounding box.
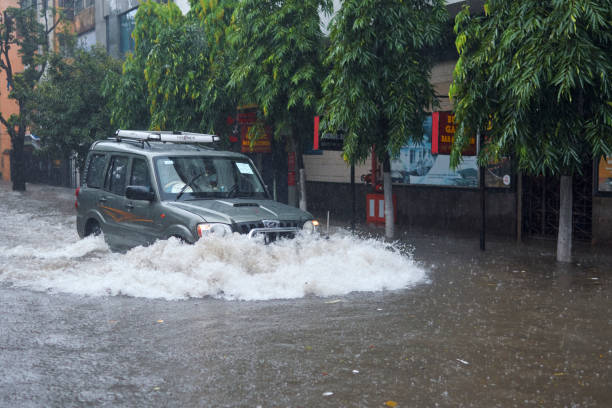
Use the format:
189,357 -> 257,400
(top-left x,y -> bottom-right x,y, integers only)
303,0 -> 612,245
69,0 -> 189,58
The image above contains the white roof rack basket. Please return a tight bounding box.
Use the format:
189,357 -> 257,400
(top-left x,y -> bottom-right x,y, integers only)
115,130 -> 220,144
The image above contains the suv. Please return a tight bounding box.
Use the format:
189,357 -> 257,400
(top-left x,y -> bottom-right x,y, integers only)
76,130 -> 318,251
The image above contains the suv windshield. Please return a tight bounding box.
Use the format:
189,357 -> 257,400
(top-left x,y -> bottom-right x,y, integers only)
154,156 -> 267,200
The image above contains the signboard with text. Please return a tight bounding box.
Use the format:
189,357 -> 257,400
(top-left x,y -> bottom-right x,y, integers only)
391,116 -> 479,188
431,111 -> 476,156
238,107 -> 272,153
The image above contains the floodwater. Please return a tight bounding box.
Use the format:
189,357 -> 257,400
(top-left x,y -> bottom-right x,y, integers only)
1,181 -> 611,407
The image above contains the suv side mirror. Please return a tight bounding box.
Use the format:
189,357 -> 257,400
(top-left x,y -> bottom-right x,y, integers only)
125,185 -> 155,201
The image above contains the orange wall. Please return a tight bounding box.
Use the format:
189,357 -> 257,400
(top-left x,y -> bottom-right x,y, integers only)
0,0 -> 23,181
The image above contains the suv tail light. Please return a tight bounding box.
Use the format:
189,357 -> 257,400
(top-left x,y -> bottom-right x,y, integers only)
75,187 -> 80,209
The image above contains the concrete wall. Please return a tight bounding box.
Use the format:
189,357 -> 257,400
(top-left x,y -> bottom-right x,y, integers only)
306,181 -> 517,236
303,151 -> 371,183
592,197 -> 612,245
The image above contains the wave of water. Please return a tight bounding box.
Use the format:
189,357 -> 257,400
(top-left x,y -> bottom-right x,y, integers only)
0,185 -> 426,300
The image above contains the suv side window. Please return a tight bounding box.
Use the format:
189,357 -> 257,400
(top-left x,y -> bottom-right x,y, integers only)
130,158 -> 151,188
105,156 -> 129,196
85,154 -> 106,188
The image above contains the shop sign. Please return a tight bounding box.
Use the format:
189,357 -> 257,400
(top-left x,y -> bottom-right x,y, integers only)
391,115 -> 479,188
238,107 -> 271,153
431,111 -> 476,156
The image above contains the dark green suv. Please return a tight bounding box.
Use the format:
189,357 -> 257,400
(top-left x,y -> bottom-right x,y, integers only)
76,130 -> 318,251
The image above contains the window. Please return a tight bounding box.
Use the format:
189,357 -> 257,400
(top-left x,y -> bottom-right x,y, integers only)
154,156 -> 267,200
130,158 -> 151,188
85,154 -> 106,188
119,9 -> 138,55
73,0 -> 94,14
58,0 -> 74,20
106,156 -> 129,196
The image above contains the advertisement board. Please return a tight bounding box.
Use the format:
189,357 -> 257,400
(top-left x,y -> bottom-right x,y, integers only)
238,107 -> 272,153
391,116 -> 479,187
431,111 -> 476,155
597,156 -> 612,194
485,157 -> 512,188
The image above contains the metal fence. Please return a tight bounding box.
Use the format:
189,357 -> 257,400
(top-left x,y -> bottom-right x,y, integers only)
25,152 -> 80,189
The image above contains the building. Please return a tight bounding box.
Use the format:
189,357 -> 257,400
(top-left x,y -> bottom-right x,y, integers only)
0,0 -> 32,182
69,0 -> 189,58
303,0 -> 612,245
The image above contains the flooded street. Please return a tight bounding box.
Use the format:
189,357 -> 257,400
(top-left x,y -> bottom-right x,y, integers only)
1,181 -> 611,407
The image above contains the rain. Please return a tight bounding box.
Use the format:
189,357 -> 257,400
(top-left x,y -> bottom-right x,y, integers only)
1,182 -> 611,407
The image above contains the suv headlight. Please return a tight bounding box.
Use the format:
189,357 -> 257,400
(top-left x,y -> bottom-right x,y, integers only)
197,223 -> 232,238
302,220 -> 319,234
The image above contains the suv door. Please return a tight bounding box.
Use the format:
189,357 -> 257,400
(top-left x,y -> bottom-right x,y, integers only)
123,156 -> 159,247
101,155 -> 131,250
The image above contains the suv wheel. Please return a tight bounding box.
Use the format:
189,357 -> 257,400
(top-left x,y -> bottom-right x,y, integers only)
86,219 -> 102,237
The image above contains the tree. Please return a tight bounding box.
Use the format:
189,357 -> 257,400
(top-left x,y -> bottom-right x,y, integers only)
104,0 -> 183,130
228,0 -> 333,209
449,0 -> 612,262
0,2 -> 62,191
106,0 -> 237,139
144,0 -> 238,135
323,0 -> 448,238
29,46 -> 121,169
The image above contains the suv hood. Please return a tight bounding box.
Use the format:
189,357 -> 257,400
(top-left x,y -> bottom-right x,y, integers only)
165,198 -> 313,224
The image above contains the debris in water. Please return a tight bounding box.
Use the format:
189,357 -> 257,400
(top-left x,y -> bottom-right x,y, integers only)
456,359 -> 469,365
157,320 -> 164,323
377,308 -> 383,311
385,401 -> 398,407
352,370 -> 359,374
322,391 -> 333,397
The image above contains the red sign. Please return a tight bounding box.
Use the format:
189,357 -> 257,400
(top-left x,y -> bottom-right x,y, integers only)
313,116 -> 320,150
431,111 -> 476,156
287,151 -> 296,171
238,107 -> 271,153
288,171 -> 296,186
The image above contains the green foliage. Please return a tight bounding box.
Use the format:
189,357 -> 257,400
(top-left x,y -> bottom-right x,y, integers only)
0,5 -> 50,132
106,0 -> 237,137
322,0 -> 448,164
450,0 -> 612,175
0,3 -> 63,190
145,22 -> 207,131
228,0 -> 332,142
104,1 -> 183,130
30,46 -> 121,167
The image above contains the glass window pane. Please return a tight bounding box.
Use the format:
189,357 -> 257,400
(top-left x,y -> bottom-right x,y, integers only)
119,9 -> 137,55
86,154 -> 106,188
130,158 -> 150,188
108,156 -> 129,196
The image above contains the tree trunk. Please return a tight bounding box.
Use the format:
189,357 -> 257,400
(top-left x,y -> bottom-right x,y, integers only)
383,153 -> 394,239
11,132 -> 26,191
298,168 -> 307,211
556,174 -> 573,262
294,124 -> 307,211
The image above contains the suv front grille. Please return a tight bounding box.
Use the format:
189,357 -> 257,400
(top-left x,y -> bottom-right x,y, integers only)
234,221 -> 300,234
233,221 -> 301,242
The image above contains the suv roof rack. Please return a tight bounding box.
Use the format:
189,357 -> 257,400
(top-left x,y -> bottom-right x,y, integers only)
114,130 -> 220,144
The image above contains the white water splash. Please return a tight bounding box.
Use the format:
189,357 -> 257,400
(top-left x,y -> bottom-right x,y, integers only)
0,184 -> 426,301
1,233 -> 425,300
